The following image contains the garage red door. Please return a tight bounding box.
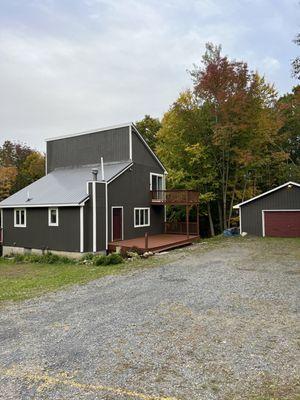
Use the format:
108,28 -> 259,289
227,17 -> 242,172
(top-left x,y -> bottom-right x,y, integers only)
264,211 -> 300,237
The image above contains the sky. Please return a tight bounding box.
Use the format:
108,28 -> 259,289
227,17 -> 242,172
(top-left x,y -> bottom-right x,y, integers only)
0,0 -> 299,151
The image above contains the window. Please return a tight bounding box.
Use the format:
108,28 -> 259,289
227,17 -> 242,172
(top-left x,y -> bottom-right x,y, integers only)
150,173 -> 164,201
48,208 -> 59,226
134,208 -> 150,227
150,173 -> 164,191
14,209 -> 26,227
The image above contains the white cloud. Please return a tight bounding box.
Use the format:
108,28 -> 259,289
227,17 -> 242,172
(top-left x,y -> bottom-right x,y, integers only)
0,0 -> 298,150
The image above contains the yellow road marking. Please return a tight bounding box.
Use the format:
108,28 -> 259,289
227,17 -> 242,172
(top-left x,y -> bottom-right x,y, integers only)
1,367 -> 180,400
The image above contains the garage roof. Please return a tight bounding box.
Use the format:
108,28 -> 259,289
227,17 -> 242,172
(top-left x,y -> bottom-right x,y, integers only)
233,181 -> 300,209
0,161 -> 132,208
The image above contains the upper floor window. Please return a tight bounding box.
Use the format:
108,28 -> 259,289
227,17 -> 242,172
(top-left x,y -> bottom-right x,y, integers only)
14,208 -> 26,227
48,208 -> 59,226
134,208 -> 150,228
150,173 -> 164,191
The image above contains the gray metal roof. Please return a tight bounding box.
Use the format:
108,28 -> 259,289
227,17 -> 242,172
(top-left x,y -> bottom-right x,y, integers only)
0,161 -> 132,207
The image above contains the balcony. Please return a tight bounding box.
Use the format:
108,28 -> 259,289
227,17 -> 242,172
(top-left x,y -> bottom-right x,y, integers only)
150,190 -> 199,205
164,221 -> 198,235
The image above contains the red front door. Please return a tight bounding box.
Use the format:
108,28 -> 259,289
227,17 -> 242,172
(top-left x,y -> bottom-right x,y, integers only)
112,208 -> 123,241
264,211 -> 300,237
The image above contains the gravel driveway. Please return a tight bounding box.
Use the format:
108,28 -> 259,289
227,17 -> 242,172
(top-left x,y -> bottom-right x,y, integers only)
0,237 -> 299,400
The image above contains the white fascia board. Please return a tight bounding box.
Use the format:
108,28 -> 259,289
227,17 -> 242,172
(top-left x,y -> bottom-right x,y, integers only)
0,203 -> 84,208
107,163 -> 133,184
45,122 -> 132,142
233,181 -> 300,209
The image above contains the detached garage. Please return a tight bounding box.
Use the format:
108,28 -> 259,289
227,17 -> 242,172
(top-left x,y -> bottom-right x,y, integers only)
234,181 -> 300,237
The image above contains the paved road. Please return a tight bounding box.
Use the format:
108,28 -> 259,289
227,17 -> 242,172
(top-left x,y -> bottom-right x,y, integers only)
0,238 -> 299,399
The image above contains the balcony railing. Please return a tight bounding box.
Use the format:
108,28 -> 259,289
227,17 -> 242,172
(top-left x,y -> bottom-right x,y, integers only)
150,190 -> 199,205
164,221 -> 198,235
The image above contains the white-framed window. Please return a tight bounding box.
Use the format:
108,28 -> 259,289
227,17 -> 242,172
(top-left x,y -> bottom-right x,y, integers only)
48,208 -> 59,226
14,208 -> 26,227
134,208 -> 150,228
150,173 -> 164,191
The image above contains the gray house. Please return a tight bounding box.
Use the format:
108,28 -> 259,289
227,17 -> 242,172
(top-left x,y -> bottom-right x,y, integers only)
0,123 -> 171,257
234,181 -> 300,237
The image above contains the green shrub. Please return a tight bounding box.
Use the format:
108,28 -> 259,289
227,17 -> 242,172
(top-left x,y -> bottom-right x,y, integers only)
107,253 -> 123,265
93,253 -> 123,266
14,254 -> 26,263
81,253 -> 94,261
93,255 -> 108,266
9,252 -> 76,265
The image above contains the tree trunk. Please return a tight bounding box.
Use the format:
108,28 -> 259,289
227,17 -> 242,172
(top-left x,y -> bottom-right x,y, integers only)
207,202 -> 215,236
228,175 -> 238,227
218,200 -> 223,232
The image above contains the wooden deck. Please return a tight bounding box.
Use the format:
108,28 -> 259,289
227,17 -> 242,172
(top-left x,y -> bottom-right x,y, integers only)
108,234 -> 199,253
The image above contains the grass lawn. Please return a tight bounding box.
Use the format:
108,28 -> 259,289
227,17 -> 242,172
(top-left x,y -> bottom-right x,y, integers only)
0,256 -> 162,304
1,235 -> 299,304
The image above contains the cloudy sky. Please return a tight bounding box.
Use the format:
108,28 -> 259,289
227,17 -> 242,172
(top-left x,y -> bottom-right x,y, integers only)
0,0 -> 299,151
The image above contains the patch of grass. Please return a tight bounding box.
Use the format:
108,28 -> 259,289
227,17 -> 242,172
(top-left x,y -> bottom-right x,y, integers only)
0,252 -> 166,304
0,256 -> 155,304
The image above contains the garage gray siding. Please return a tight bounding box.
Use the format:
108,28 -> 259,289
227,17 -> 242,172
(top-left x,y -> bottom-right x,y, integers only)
108,164 -> 164,241
47,126 -> 130,172
241,185 -> 300,236
2,207 -> 80,252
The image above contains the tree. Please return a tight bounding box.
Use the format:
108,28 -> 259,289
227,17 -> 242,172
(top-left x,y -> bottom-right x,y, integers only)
276,85 -> 300,182
292,34 -> 300,80
156,91 -> 218,235
135,115 -> 162,150
0,167 -> 17,201
17,152 -> 45,189
157,43 -> 286,233
0,140 -> 45,199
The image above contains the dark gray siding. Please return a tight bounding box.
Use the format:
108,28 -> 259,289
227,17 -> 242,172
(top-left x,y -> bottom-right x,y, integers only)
241,185 -> 300,236
47,126 -> 130,172
84,182 -> 106,252
132,128 -> 165,172
108,163 -> 164,241
3,207 -> 80,252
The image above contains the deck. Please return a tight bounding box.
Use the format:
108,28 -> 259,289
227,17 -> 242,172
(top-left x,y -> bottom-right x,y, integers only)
109,233 -> 199,254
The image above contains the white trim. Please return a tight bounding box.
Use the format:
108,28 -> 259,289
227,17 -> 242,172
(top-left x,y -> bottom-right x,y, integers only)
80,206 -> 84,252
48,207 -> 59,226
150,172 -> 164,191
105,182 -> 108,251
14,208 -> 26,228
0,209 -> 3,229
111,206 -> 124,241
107,163 -> 133,184
262,209 -> 300,212
134,207 -> 150,228
92,181 -> 97,252
262,209 -> 300,237
132,123 -> 167,172
233,181 -> 300,209
129,125 -> 132,160
0,203 -> 87,208
239,207 -> 242,233
45,122 -> 132,142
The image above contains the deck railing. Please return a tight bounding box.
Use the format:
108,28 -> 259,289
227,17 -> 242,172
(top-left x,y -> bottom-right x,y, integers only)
150,190 -> 199,205
164,221 -> 198,235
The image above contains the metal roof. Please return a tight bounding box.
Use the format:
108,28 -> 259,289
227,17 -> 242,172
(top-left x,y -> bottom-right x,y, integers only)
0,161 -> 132,207
233,181 -> 300,209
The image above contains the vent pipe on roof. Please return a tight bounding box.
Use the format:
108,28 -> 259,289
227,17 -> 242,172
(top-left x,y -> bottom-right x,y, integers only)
91,168 -> 98,181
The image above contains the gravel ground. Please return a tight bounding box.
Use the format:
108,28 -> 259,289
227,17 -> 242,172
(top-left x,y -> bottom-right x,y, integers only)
0,237 -> 299,400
